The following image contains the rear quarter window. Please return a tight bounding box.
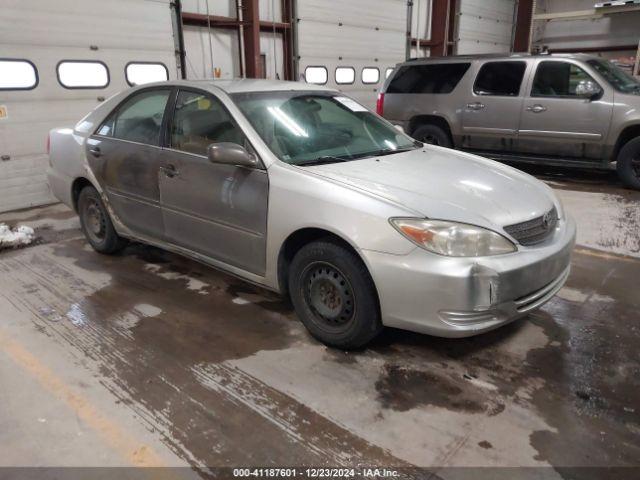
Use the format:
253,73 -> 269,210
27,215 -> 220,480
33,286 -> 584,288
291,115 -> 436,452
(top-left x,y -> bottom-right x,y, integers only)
386,63 -> 470,94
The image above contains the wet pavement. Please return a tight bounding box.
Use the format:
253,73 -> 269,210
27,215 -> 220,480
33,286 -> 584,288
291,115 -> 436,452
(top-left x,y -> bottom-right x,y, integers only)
0,170 -> 638,479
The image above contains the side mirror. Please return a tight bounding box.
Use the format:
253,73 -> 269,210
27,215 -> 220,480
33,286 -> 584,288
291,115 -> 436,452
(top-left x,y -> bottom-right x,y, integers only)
575,80 -> 602,100
207,142 -> 259,168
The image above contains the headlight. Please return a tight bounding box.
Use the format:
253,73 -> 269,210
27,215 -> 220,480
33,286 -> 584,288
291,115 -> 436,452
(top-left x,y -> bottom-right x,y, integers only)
390,218 -> 516,257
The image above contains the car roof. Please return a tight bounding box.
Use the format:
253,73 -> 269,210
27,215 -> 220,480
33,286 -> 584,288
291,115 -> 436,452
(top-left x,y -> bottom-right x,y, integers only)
138,78 -> 337,94
400,52 -> 599,65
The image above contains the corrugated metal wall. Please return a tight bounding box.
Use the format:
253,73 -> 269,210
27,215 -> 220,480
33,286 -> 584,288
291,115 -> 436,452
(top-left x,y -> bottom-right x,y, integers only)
296,0 -> 407,108
0,0 -> 178,212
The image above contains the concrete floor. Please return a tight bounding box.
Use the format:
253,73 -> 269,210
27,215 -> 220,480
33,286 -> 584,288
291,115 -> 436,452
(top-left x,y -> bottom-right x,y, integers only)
0,166 -> 638,479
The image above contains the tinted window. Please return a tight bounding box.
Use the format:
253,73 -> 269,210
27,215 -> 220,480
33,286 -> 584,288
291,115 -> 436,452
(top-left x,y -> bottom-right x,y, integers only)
362,67 -> 380,84
587,59 -> 640,94
57,61 -> 109,89
0,59 -> 38,90
386,63 -> 470,94
474,61 -> 526,96
97,89 -> 170,145
126,63 -> 168,86
305,66 -> 327,84
532,61 -> 598,97
170,90 -> 246,156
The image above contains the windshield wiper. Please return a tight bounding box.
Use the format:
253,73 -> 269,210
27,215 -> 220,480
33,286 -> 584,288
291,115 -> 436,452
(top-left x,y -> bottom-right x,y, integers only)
297,155 -> 352,166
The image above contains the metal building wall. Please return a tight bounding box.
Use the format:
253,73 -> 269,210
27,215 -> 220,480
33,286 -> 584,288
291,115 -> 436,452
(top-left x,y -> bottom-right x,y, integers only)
455,0 -> 517,54
296,0 -> 407,108
0,0 -> 178,212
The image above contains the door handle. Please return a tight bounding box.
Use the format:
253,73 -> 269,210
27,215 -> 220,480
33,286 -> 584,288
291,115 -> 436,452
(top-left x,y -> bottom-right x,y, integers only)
466,102 -> 485,110
526,104 -> 547,113
160,164 -> 179,178
88,147 -> 101,157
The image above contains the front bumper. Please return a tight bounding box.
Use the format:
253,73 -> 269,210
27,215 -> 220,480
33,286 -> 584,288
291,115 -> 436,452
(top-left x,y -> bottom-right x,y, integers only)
363,214 -> 576,337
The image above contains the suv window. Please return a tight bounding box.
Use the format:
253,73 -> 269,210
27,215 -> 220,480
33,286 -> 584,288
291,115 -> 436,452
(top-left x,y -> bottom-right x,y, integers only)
97,89 -> 170,145
474,61 -> 526,96
532,61 -> 599,97
170,90 -> 246,156
387,63 -> 470,94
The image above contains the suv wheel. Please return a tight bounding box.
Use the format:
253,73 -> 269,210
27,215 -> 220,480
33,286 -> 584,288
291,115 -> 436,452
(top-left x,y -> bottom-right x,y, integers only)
617,137 -> 640,190
412,124 -> 452,148
288,240 -> 383,349
78,186 -> 127,254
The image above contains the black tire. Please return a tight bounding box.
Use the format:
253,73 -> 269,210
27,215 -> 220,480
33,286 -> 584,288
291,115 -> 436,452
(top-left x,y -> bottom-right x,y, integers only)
412,124 -> 452,148
288,240 -> 382,349
78,186 -> 127,254
616,137 -> 640,190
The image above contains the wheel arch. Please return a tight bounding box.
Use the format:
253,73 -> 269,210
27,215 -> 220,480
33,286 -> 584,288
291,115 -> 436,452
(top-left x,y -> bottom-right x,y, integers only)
276,227 -> 377,300
71,177 -> 97,212
612,123 -> 640,162
408,114 -> 454,145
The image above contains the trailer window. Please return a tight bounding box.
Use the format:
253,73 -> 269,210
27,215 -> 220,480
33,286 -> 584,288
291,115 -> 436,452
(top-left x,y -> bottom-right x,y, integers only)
57,61 -> 109,89
335,67 -> 355,85
305,66 -> 328,85
126,62 -> 169,86
0,59 -> 38,90
362,67 -> 380,84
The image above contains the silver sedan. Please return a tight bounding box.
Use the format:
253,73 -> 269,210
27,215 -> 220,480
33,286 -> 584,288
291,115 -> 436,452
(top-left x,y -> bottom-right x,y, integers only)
47,79 -> 575,348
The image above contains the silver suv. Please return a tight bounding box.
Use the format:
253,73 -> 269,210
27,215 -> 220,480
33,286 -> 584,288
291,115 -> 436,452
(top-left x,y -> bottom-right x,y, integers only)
379,53 -> 640,189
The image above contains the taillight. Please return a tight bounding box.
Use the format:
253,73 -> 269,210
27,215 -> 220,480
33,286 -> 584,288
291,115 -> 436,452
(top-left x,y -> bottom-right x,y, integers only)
376,93 -> 385,116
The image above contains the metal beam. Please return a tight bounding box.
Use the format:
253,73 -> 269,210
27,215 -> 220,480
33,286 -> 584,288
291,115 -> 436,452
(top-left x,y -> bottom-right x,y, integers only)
242,0 -> 262,78
181,12 -> 290,32
513,0 -> 534,52
429,0 -> 450,56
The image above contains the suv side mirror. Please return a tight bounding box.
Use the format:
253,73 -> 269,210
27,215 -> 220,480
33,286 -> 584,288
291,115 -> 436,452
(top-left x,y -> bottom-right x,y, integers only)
207,142 -> 259,168
575,80 -> 602,100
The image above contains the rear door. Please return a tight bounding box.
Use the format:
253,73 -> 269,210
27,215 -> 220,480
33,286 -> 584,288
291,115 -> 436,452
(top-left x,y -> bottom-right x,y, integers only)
461,60 -> 530,152
159,88 -> 269,275
517,59 -> 613,160
88,88 -> 171,239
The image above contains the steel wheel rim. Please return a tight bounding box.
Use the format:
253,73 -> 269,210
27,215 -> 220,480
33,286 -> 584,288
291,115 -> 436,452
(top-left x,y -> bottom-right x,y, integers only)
631,156 -> 640,178
83,198 -> 106,244
301,262 -> 355,331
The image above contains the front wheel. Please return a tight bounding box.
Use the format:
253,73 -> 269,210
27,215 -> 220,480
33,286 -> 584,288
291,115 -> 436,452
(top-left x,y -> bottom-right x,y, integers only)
288,240 -> 383,349
78,186 -> 127,254
616,137 -> 640,190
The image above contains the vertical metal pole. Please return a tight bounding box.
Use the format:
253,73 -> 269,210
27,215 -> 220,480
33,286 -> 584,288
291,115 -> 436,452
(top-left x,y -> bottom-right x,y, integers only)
406,0 -> 414,60
171,0 -> 187,79
243,0 -> 262,78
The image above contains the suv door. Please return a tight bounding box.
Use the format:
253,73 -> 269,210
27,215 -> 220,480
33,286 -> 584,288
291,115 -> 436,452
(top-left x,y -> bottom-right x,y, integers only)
89,88 -> 172,239
159,88 -> 268,275
517,59 -> 613,160
461,60 -> 530,152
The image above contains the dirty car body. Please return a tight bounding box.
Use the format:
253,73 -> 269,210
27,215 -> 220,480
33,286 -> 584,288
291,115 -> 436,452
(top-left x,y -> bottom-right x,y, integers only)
47,79 -> 576,348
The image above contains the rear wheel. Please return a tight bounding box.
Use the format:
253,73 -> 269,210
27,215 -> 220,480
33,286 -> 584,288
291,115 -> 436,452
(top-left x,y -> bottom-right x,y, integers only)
288,240 -> 382,349
78,186 -> 127,254
616,137 -> 640,190
412,124 -> 452,148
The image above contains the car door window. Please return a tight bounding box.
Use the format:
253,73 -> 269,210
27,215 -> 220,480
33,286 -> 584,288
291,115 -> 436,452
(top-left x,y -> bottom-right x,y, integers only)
473,61 -> 527,96
532,61 -> 599,98
170,90 -> 246,156
97,89 -> 170,145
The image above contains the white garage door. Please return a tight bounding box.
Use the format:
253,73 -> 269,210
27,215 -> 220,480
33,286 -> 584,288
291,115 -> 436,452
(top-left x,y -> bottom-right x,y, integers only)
456,0 -> 516,55
297,0 -> 407,109
0,0 -> 178,213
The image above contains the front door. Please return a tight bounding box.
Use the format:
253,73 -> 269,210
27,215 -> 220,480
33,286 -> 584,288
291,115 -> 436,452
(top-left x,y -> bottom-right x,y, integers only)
517,59 -> 613,160
159,89 -> 268,275
88,88 -> 171,239
461,60 -> 529,152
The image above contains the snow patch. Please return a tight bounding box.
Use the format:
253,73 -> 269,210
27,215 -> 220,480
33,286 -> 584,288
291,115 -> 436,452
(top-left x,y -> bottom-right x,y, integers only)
0,224 -> 35,249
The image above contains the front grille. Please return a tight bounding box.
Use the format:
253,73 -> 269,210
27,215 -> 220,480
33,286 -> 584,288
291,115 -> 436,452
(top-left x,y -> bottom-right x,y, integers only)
504,207 -> 558,246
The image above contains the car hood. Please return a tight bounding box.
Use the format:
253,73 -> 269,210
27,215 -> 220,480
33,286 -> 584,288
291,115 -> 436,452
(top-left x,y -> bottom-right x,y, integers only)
304,146 -> 556,230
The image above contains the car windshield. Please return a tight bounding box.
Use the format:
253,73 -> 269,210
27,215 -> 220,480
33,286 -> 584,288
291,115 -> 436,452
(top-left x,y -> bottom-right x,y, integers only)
587,59 -> 640,94
230,91 -> 419,165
